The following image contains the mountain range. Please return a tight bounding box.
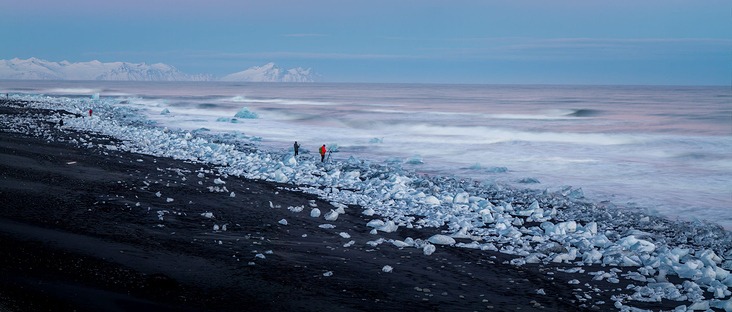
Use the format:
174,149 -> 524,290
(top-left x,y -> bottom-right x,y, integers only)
0,58 -> 319,82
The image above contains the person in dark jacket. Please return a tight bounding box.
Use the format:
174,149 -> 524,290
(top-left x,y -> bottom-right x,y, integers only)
294,141 -> 300,156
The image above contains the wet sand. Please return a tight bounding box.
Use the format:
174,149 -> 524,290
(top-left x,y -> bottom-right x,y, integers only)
0,101 -> 675,311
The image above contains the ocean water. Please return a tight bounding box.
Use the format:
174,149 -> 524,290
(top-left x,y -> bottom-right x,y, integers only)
2,81 -> 731,229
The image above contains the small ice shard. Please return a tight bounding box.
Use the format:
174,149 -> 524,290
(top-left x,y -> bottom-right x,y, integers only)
166,198 -> 174,202
155,191 -> 161,197
428,234 -> 456,245
234,107 -> 259,119
378,220 -> 399,233
382,265 -> 393,273
339,232 -> 351,239
319,224 -> 335,229
255,253 -> 265,259
230,192 -> 236,197
324,210 -> 339,221
311,208 -> 321,217
343,240 -> 355,247
213,224 -> 220,231
201,212 -> 214,218
323,271 -> 333,277
214,178 -> 226,185
278,219 -> 288,225
423,244 -> 436,256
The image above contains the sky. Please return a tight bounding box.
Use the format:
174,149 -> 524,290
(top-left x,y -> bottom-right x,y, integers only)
0,0 -> 729,85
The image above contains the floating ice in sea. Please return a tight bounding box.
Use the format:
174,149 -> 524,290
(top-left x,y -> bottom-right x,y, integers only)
486,166 -> 508,173
234,107 -> 259,119
160,108 -> 170,115
406,154 -> 423,164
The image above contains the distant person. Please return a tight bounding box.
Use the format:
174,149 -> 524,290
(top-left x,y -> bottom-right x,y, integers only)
319,144 -> 326,162
294,141 -> 300,156
5,93 -> 8,99
89,109 -> 93,116
59,119 -> 64,127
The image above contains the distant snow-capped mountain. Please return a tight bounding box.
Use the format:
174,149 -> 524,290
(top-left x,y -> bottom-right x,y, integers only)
0,58 -> 215,81
0,58 -> 319,82
221,62 -> 319,82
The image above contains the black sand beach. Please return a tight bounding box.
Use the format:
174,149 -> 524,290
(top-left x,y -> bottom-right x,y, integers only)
0,100 -> 684,311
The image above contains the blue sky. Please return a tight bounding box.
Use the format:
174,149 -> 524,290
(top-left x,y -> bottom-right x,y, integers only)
1,0 -> 729,85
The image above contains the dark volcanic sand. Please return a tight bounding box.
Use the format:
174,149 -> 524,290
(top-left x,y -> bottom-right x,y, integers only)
0,101 -> 662,312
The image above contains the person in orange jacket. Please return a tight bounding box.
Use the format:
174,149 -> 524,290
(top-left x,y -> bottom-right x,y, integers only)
319,144 -> 326,162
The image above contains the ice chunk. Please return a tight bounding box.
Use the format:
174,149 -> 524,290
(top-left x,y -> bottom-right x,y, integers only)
323,271 -> 333,277
91,93 -> 99,100
382,265 -> 393,273
423,244 -> 436,256
367,220 -> 385,228
310,208 -> 321,218
201,212 -> 214,218
160,108 -> 170,115
324,210 -> 339,221
214,178 -> 226,184
422,196 -> 440,205
428,234 -> 456,245
278,219 -> 288,225
453,192 -> 469,204
379,220 -> 399,233
362,208 -> 375,216
234,107 -> 259,119
518,177 -> 540,184
339,232 -> 351,238
406,154 -> 423,164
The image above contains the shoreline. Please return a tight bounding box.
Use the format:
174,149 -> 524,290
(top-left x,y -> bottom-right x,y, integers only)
1,98 -> 730,311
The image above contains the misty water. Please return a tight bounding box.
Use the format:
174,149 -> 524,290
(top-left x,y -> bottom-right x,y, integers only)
2,81 -> 730,229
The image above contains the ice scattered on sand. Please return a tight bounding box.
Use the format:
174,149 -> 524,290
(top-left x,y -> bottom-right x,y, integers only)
339,232 -> 351,239
323,271 -> 333,277
319,224 -> 335,229
343,240 -> 355,247
382,265 -> 393,273
12,94 -> 732,311
214,178 -> 225,184
255,253 -> 265,259
288,205 -> 304,212
310,208 -> 321,217
230,192 -> 236,197
278,219 -> 288,225
201,212 -> 214,218
166,197 -> 174,202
